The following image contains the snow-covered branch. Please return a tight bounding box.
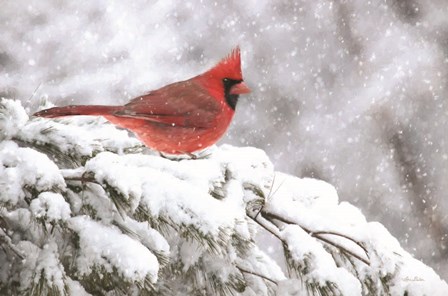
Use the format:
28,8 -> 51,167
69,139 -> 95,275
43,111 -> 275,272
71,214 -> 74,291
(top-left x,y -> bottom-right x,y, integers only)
0,99 -> 446,295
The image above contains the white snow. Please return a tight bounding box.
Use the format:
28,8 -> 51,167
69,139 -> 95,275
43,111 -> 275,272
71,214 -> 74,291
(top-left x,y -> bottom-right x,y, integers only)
21,116 -> 143,158
65,278 -> 91,296
68,216 -> 159,283
265,173 -> 367,237
281,224 -> 362,296
81,146 -> 273,240
0,98 -> 29,141
121,217 -> 170,258
34,242 -> 67,292
17,241 -> 67,294
0,140 -> 65,205
266,173 -> 448,295
30,192 -> 71,222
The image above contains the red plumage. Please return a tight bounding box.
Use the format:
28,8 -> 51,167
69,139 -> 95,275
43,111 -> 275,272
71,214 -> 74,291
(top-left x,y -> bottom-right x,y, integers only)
33,47 -> 250,154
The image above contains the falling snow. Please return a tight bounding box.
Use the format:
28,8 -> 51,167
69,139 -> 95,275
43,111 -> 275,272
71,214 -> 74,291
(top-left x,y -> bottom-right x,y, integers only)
1,0 -> 448,287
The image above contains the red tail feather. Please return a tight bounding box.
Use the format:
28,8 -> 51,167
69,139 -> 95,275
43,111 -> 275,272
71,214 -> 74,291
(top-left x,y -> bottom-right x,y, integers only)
33,105 -> 122,118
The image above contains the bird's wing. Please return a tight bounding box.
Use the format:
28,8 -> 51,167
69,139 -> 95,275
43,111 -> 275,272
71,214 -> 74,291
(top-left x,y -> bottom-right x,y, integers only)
114,80 -> 221,128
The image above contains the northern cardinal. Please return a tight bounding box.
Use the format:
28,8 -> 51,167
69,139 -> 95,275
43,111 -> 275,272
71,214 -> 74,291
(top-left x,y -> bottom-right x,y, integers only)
33,47 -> 250,154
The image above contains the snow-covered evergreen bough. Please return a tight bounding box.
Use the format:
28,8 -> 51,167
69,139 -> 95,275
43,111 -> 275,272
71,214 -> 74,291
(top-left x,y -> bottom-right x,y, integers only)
0,98 -> 447,295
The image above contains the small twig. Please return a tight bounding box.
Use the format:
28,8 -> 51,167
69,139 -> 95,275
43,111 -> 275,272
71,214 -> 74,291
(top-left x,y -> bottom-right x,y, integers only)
247,212 -> 283,241
262,211 -> 370,266
253,173 -> 288,220
0,229 -> 25,260
311,231 -> 370,259
28,83 -> 43,102
265,211 -> 368,254
236,265 -> 278,285
261,211 -> 308,231
253,204 -> 264,220
312,233 -> 370,265
265,174 -> 276,200
253,174 -> 276,220
267,174 -> 287,203
64,176 -> 99,184
268,212 -> 369,260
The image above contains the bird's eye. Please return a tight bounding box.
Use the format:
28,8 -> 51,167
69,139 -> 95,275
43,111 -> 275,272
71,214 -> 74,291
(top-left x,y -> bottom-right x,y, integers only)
223,78 -> 229,82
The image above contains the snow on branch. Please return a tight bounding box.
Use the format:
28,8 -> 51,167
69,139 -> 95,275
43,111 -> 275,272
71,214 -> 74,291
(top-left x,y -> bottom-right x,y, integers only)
0,98 -> 446,295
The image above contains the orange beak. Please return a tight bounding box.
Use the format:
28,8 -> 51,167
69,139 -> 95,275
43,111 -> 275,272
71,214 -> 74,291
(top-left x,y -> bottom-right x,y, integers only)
229,82 -> 251,95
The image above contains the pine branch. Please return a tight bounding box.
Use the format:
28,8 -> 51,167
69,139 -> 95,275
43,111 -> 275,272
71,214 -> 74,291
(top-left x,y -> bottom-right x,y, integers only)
262,210 -> 370,265
64,175 -> 99,184
236,265 -> 278,285
112,220 -> 170,267
312,230 -> 370,260
2,98 -> 446,295
13,137 -> 82,169
0,228 -> 24,260
247,208 -> 283,241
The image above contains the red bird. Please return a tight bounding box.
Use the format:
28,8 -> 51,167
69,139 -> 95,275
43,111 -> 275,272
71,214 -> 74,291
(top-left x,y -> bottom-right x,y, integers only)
33,47 -> 250,155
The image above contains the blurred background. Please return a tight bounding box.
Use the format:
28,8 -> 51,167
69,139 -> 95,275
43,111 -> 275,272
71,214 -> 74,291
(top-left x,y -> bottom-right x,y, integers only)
1,0 -> 447,280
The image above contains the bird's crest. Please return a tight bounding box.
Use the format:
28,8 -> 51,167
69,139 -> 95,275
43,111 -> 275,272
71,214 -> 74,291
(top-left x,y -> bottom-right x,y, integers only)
207,47 -> 243,80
